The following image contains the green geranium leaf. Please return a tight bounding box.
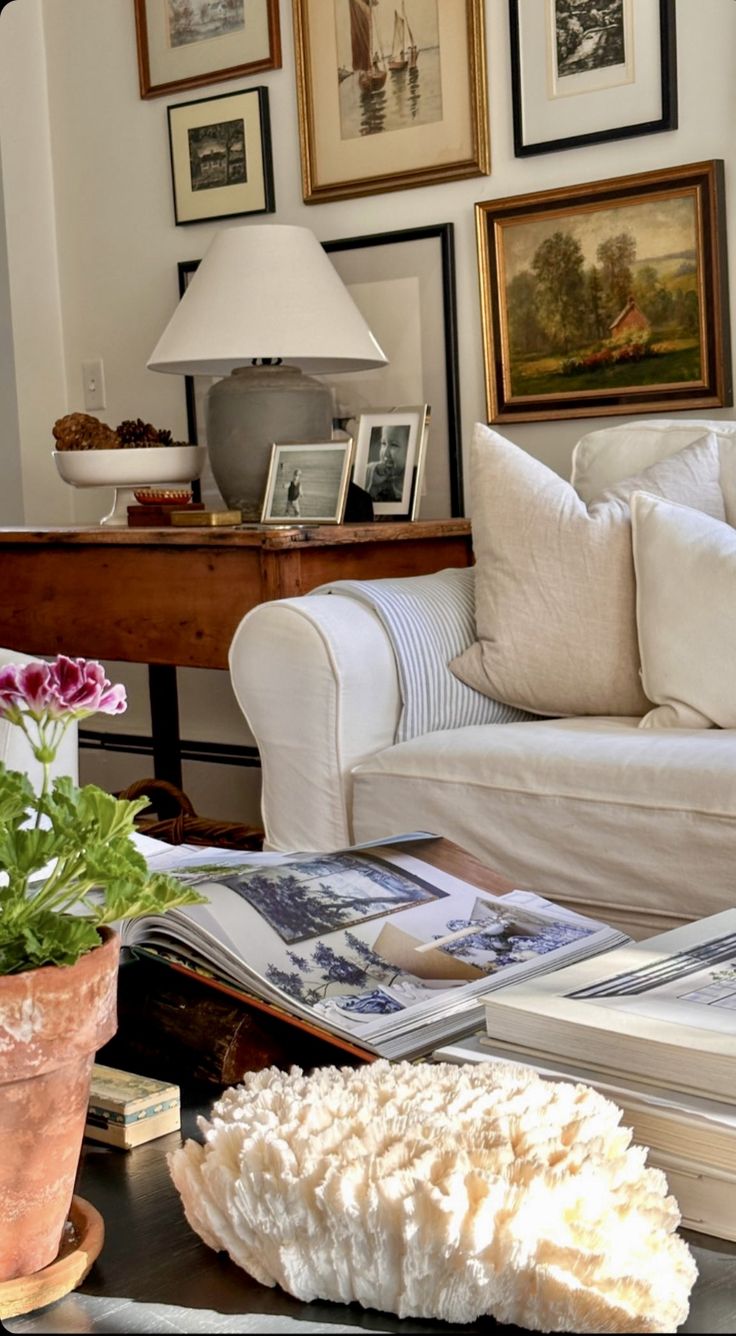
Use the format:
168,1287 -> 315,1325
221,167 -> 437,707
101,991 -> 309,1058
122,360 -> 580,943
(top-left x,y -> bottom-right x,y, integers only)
0,913 -> 101,973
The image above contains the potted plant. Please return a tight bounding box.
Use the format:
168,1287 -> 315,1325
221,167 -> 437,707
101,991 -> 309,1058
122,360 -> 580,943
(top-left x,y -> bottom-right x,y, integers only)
0,655 -> 203,1282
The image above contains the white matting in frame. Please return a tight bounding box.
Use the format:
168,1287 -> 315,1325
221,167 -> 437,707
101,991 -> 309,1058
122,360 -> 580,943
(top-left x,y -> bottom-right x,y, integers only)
511,0 -> 676,155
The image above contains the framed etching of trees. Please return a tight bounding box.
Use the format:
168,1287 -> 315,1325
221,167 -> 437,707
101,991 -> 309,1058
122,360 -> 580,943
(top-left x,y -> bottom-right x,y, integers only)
509,0 -> 677,156
476,160 -> 732,423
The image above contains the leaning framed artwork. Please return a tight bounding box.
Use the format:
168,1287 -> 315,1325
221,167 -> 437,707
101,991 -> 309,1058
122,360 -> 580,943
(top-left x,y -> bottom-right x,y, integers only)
134,0 -> 281,99
168,87 -> 274,225
323,225 -> 463,518
477,160 -> 732,424
292,0 -> 489,203
509,0 -> 677,156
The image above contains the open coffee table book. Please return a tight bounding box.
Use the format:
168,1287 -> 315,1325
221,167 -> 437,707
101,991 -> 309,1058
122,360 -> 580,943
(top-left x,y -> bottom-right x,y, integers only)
128,832 -> 628,1062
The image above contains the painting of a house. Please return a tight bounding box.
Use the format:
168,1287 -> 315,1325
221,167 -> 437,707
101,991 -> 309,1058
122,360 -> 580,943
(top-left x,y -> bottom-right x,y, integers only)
610,296 -> 651,341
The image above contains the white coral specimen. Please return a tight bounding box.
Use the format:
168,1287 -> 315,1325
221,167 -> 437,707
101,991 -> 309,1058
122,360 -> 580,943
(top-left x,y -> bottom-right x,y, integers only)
168,1060 -> 696,1332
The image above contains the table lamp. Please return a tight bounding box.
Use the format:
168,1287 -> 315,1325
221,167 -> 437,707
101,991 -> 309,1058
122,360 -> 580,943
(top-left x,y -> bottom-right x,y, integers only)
147,224 -> 387,519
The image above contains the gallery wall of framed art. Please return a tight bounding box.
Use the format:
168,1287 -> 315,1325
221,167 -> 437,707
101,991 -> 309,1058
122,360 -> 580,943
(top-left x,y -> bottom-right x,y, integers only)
5,0 -> 736,830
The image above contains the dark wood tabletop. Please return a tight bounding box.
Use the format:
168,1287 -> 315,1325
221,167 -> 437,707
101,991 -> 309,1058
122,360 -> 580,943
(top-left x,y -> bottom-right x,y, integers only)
5,1097 -> 731,1334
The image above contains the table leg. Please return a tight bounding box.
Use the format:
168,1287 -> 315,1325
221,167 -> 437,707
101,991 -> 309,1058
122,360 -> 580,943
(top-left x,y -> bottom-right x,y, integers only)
147,666 -> 183,789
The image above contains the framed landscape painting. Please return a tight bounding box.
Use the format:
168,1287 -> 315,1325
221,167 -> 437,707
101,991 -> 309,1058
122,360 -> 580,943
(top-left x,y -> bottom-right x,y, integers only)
509,0 -> 677,156
134,0 -> 281,98
292,0 -> 489,203
477,160 -> 732,423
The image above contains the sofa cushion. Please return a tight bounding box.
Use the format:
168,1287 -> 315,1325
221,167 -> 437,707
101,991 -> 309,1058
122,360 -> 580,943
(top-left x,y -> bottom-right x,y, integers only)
631,491 -> 736,729
572,418 -> 736,524
350,717 -> 736,938
450,425 -> 725,718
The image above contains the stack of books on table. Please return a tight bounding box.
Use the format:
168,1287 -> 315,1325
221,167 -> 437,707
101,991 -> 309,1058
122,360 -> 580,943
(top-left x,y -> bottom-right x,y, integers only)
434,909 -> 736,1242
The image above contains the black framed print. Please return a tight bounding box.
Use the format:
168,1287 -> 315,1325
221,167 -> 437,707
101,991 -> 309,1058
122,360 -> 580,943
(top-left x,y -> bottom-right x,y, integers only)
168,87 -> 275,225
323,224 -> 463,518
509,0 -> 677,157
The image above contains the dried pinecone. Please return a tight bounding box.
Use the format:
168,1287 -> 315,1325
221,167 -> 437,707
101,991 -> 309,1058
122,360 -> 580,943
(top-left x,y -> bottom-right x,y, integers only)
115,418 -> 161,447
52,412 -> 119,451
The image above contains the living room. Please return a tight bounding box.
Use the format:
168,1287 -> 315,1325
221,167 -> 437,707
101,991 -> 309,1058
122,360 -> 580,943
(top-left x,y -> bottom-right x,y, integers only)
2,2 -> 736,1331
1,0 -> 734,831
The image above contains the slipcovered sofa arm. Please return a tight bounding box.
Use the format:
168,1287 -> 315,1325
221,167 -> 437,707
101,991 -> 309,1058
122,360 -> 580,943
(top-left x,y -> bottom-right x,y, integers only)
229,594 -> 401,852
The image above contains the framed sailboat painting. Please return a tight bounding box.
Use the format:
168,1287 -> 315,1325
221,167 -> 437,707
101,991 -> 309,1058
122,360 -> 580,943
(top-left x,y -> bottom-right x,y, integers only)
292,0 -> 490,203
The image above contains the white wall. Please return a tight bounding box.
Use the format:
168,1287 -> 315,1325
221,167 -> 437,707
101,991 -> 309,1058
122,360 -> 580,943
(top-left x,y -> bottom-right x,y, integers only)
1,0 -> 735,819
0,137 -> 23,522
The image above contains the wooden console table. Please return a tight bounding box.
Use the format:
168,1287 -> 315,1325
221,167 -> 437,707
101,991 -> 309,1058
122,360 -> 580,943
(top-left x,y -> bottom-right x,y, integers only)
0,520 -> 472,785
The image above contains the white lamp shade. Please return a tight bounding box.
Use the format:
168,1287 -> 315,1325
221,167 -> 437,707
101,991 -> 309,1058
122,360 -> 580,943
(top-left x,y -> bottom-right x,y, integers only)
148,224 -> 388,376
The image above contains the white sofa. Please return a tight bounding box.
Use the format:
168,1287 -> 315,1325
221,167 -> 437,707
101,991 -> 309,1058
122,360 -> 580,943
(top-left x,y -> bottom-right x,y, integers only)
229,420 -> 736,940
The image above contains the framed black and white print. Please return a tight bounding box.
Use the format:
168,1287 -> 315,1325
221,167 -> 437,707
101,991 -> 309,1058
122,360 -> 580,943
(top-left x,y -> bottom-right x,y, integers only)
261,441 -> 353,525
323,225 -> 463,518
352,406 -> 428,519
168,87 -> 274,225
509,0 -> 677,157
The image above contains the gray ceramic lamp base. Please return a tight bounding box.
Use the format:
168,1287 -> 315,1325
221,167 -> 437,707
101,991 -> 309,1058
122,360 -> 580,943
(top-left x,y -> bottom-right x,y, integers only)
206,365 -> 334,521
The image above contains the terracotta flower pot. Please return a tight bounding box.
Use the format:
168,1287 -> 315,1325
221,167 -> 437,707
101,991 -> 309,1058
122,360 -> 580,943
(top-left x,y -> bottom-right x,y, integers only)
0,928 -> 119,1281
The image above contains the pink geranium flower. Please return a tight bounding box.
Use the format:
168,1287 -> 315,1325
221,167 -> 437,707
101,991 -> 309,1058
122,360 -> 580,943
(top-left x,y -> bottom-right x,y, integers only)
0,656 -> 126,721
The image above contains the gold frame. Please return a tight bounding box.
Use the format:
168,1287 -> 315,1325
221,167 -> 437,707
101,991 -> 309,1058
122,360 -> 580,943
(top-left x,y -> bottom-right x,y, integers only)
260,441 -> 354,525
477,160 -> 731,423
293,0 -> 490,204
134,0 -> 281,100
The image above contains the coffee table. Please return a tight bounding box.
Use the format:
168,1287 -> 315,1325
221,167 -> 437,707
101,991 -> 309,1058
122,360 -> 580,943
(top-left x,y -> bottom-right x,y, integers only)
6,840 -> 736,1332
5,1098 -> 735,1334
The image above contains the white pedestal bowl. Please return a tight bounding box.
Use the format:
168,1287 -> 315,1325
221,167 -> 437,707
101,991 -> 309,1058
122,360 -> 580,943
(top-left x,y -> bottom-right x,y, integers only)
53,446 -> 207,525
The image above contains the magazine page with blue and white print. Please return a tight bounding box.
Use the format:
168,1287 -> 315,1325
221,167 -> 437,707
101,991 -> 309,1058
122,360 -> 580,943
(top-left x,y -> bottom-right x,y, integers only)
122,834 -> 626,1061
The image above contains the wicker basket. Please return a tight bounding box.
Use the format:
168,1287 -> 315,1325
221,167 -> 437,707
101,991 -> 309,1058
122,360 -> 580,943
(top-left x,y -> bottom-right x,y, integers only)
118,778 -> 263,851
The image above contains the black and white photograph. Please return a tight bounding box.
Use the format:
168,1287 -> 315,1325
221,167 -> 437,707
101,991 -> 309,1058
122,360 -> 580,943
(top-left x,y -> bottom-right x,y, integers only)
352,406 -> 428,518
134,0 -> 281,99
187,117 -> 246,190
509,0 -> 676,156
260,441 -> 353,525
167,87 -> 274,224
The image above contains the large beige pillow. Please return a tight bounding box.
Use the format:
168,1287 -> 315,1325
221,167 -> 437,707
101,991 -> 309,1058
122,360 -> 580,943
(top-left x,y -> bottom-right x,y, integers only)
631,491 -> 736,729
451,425 -> 725,717
571,419 -> 736,524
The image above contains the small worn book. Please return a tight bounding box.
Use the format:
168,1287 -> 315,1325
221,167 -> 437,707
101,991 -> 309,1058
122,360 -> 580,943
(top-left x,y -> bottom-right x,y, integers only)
85,1064 -> 180,1149
121,834 -> 627,1063
482,909 -> 736,1103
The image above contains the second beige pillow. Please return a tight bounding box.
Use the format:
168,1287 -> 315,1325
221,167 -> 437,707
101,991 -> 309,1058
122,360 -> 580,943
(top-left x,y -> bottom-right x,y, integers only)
451,425 -> 725,717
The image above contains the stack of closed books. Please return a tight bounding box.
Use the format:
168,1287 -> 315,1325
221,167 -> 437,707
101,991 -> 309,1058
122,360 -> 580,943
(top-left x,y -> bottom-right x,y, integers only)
435,909 -> 736,1241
